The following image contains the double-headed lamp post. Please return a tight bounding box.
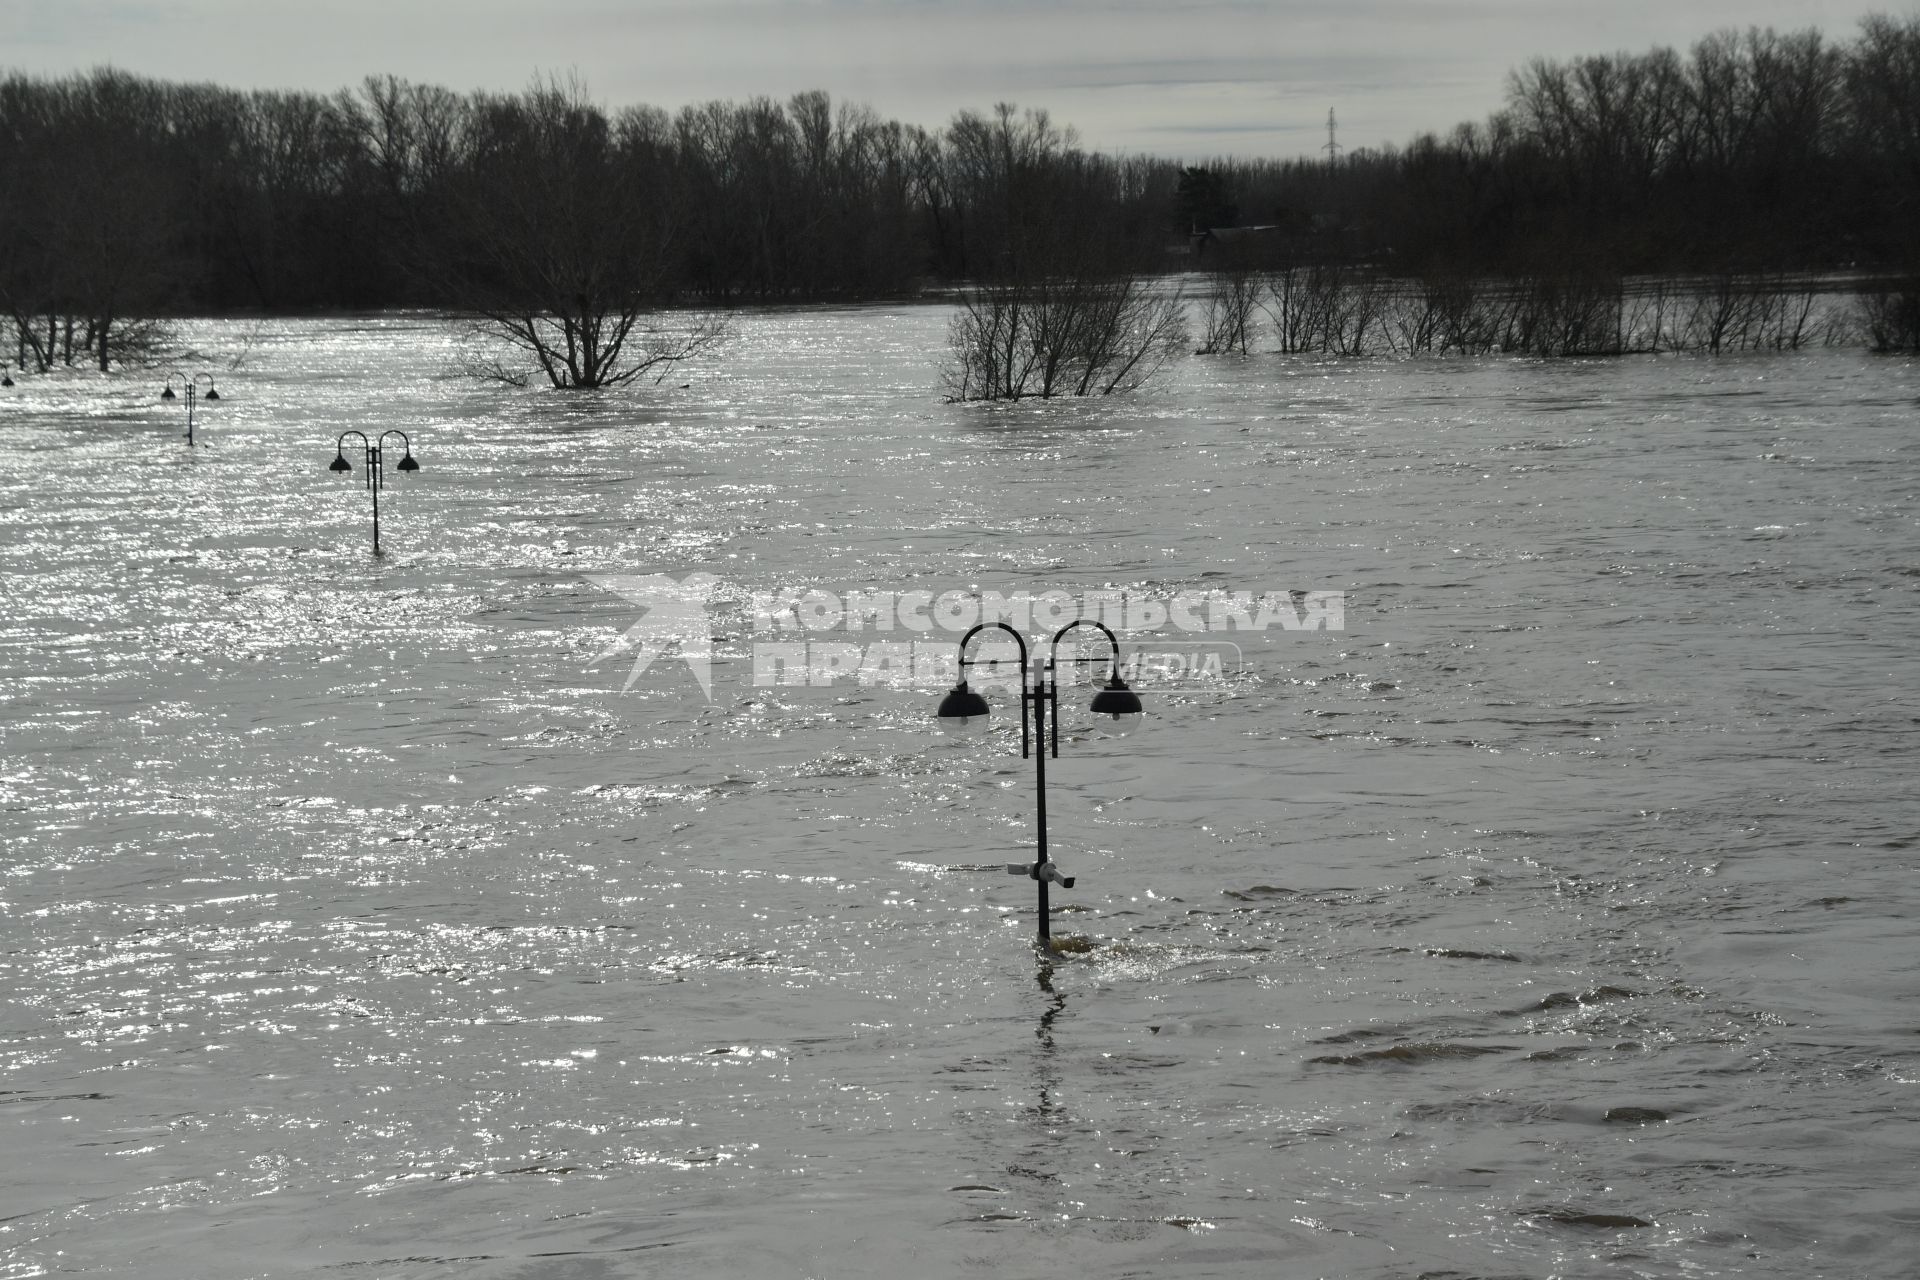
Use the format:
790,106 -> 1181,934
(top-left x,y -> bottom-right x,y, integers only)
327,429 -> 419,554
160,372 -> 221,446
936,619 -> 1144,943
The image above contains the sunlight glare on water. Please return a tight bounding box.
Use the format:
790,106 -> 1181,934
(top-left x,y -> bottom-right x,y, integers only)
2,307 -> 1918,1278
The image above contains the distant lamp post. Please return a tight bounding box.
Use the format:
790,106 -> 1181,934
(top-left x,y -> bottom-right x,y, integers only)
162,372 -> 221,445
936,618 -> 1144,943
327,429 -> 419,554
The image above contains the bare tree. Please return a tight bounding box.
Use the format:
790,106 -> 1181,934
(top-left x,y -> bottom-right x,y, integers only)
408,76 -> 728,390
1505,273 -> 1629,355
939,102 -> 1186,401
1259,263 -> 1389,355
1859,278 -> 1920,353
1672,273 -> 1825,352
1391,274 -> 1506,355
1194,265 -> 1262,355
943,275 -> 1187,401
0,70 -> 180,373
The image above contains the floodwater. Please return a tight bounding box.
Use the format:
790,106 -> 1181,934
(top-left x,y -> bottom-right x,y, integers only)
2,305 -> 1917,1279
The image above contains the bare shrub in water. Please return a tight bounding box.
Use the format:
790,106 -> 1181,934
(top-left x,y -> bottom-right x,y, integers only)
1672,274 -> 1824,352
1391,274 -> 1517,355
943,275 -> 1188,401
1859,279 -> 1920,353
1504,273 -> 1629,356
1194,266 -> 1262,355
1216,269 -> 1853,360
1260,264 -> 1390,356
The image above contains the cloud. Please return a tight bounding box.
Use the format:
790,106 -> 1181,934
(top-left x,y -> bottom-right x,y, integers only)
0,0 -> 1877,158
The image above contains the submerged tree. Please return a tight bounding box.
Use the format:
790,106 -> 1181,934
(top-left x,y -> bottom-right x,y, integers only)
941,104 -> 1186,402
1194,262 -> 1262,355
1859,278 -> 1920,353
943,274 -> 1187,400
0,69 -> 181,373
407,76 -> 728,390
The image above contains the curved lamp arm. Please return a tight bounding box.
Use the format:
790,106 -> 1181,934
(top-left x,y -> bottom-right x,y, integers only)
938,622 -> 1032,754
956,621 -> 1029,674
1044,619 -> 1123,757
1047,618 -> 1122,677
378,429 -> 419,471
1050,617 -> 1142,734
329,430 -> 369,475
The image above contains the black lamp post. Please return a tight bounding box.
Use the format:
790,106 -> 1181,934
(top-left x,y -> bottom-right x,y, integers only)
327,429 -> 419,554
162,372 -> 221,445
937,618 -> 1144,943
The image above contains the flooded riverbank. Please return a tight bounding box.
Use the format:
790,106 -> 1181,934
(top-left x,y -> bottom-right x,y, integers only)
3,309 -> 1917,1278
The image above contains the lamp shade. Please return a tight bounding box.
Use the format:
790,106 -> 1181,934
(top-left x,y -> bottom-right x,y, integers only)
935,681 -> 992,734
160,384 -> 175,400
329,453 -> 352,472
203,383 -> 220,400
396,452 -> 419,472
1089,673 -> 1144,734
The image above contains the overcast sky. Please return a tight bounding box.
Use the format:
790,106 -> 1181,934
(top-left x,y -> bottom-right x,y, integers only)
2,0 -> 1882,158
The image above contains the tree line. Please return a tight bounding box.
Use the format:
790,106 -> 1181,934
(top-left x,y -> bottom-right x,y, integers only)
1184,14 -> 1920,279
3,13 -> 1916,380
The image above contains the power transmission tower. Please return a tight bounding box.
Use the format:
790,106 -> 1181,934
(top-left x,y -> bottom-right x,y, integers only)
1324,108 -> 1341,167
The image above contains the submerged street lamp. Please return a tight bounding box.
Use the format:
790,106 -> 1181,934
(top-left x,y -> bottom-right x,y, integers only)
327,429 -> 420,554
162,372 -> 222,446
937,618 -> 1144,943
